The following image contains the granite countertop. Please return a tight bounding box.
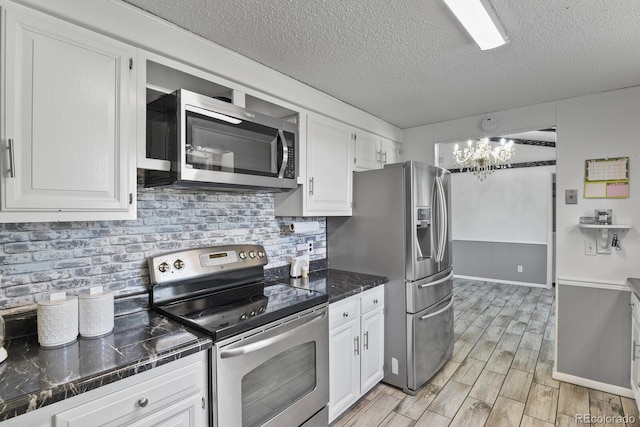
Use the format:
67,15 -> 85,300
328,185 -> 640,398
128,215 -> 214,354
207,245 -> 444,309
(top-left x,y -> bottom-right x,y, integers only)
0,267 -> 385,422
0,309 -> 212,422
273,268 -> 388,303
627,278 -> 640,299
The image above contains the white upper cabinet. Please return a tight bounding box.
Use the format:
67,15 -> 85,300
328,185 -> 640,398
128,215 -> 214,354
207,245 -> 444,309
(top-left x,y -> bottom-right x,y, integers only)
1,6 -> 136,222
354,131 -> 402,171
306,114 -> 353,215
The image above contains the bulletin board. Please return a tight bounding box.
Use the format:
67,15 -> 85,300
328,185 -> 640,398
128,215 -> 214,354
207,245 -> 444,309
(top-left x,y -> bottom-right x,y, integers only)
584,157 -> 629,198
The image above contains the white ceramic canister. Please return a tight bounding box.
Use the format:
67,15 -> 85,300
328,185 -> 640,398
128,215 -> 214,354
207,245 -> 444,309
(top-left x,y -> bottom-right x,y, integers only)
37,294 -> 78,348
78,289 -> 114,338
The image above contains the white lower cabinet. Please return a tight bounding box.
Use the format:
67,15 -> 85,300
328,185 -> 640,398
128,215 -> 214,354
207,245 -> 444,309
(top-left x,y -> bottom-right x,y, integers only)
1,351 -> 209,427
328,286 -> 384,423
631,291 -> 640,408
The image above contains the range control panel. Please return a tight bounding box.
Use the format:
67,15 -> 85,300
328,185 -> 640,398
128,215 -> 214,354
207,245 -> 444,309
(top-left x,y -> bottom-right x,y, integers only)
149,244 -> 268,285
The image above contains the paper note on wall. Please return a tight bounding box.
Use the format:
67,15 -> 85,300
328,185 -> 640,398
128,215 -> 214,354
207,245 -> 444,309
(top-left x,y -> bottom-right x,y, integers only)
584,157 -> 629,199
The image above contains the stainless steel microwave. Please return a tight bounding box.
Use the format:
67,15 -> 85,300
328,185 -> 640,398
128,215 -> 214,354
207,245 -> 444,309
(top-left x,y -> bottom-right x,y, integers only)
145,89 -> 298,192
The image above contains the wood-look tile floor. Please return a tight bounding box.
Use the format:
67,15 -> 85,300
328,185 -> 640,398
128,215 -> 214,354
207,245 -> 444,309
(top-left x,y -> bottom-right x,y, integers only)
332,278 -> 640,427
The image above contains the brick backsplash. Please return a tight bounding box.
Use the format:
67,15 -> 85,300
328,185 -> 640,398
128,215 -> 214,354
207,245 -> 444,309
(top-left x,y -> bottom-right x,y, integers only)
0,184 -> 326,312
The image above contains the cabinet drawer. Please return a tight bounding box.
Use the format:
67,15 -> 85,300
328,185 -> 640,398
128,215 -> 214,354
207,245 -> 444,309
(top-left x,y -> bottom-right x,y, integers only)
330,297 -> 359,329
54,358 -> 204,427
361,287 -> 384,315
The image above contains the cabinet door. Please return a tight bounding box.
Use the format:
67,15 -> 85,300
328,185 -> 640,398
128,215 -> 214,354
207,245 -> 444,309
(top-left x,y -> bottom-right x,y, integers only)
360,308 -> 384,394
306,114 -> 352,215
353,130 -> 381,171
632,316 -> 640,397
328,318 -> 360,423
380,138 -> 402,166
2,8 -> 135,220
128,392 -> 206,427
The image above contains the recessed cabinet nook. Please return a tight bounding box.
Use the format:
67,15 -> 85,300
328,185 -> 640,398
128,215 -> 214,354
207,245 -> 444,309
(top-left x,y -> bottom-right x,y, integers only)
0,0 -> 401,222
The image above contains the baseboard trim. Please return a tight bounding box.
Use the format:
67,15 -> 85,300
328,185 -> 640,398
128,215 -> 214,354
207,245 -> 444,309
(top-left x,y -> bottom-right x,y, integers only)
454,274 -> 550,289
552,371 -> 634,398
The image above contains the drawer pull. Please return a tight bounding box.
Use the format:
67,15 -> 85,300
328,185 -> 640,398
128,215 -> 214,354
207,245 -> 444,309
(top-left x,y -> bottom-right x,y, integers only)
343,312 -> 349,318
138,398 -> 149,408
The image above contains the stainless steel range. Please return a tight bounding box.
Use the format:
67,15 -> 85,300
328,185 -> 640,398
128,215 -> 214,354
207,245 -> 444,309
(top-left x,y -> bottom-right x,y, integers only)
149,245 -> 329,427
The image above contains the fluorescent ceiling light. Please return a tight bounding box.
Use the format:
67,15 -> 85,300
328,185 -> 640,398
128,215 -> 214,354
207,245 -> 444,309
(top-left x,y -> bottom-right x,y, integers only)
443,0 -> 508,50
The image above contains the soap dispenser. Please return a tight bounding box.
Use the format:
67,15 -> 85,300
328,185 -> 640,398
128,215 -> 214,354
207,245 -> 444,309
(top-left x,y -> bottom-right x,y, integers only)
290,255 -> 310,278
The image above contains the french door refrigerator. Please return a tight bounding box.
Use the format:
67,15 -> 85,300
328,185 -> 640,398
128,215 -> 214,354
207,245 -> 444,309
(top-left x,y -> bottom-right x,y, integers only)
328,161 -> 453,395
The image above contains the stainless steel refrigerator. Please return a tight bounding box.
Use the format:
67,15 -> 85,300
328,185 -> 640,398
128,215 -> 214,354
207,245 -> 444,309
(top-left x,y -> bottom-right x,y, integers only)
328,161 -> 453,395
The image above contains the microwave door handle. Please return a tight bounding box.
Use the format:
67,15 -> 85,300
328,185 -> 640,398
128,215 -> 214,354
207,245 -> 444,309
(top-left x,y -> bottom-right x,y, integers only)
277,130 -> 288,178
219,310 -> 326,359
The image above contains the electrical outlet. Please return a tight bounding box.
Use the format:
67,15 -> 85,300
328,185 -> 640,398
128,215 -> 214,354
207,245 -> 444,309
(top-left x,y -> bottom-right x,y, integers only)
517,265 -> 523,273
585,240 -> 596,256
307,241 -> 314,254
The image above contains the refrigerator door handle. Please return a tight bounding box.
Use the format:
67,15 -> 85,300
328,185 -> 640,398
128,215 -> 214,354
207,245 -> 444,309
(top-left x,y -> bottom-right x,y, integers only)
418,271 -> 453,289
435,175 -> 448,263
419,297 -> 453,321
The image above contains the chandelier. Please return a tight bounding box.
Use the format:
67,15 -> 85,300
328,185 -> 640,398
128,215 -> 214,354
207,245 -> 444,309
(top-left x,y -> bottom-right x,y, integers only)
452,138 -> 515,180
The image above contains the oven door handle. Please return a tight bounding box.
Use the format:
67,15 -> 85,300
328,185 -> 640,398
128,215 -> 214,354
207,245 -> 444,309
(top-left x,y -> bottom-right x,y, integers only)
219,310 -> 326,359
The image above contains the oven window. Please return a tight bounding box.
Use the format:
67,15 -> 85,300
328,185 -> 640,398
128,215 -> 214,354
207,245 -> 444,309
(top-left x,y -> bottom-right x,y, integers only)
186,111 -> 279,177
241,342 -> 316,427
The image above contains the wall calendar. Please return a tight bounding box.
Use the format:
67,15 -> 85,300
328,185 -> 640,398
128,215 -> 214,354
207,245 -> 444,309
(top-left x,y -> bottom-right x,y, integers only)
584,157 -> 629,198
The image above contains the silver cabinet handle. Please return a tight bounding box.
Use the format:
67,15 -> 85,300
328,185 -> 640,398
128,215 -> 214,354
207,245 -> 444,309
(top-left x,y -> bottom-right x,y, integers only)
138,398 -> 149,408
383,150 -> 388,164
364,331 -> 369,350
634,340 -> 640,361
354,336 -> 360,355
7,139 -> 15,178
376,150 -> 381,163
373,299 -> 379,304
309,177 -> 314,195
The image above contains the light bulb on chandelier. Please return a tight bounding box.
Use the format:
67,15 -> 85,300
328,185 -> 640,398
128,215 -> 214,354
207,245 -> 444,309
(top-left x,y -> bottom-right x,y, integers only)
452,137 -> 515,180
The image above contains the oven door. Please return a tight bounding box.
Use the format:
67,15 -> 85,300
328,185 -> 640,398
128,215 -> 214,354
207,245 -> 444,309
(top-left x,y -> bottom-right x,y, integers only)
213,305 -> 329,427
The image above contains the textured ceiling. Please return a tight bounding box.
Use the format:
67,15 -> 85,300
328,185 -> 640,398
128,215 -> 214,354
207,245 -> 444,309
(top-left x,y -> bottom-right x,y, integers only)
122,0 -> 640,129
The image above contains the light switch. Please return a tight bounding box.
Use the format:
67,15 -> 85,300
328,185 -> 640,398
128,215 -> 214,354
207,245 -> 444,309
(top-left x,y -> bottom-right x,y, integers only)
565,189 -> 578,204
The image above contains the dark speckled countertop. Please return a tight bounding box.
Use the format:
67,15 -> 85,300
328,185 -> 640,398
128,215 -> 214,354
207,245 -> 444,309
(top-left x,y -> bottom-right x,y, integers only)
0,309 -> 212,422
271,268 -> 388,303
0,268 -> 385,422
628,278 -> 640,299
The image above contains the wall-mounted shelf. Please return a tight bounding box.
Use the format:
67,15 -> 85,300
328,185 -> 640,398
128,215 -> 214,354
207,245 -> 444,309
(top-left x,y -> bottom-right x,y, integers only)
577,224 -> 632,254
578,224 -> 632,230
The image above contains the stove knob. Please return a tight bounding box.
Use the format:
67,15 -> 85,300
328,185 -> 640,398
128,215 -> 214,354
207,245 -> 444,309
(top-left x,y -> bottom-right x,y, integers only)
240,313 -> 247,321
173,259 -> 185,270
239,251 -> 247,260
158,262 -> 170,273
248,250 -> 256,259
258,306 -> 266,314
257,250 -> 265,258
250,310 -> 257,316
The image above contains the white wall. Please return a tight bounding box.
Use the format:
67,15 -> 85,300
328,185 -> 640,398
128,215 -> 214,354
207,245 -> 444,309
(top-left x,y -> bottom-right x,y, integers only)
556,86 -> 640,283
403,85 -> 640,285
451,166 -> 554,244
